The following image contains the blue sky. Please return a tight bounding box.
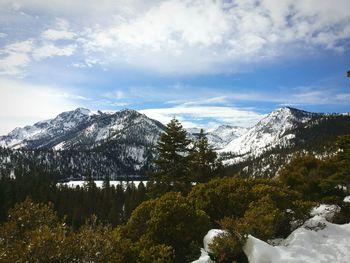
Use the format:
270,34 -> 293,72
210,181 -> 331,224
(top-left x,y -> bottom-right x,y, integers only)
0,0 -> 349,134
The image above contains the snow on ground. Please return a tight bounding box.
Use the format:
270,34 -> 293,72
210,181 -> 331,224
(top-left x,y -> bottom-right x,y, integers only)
193,205 -> 350,263
192,249 -> 214,263
244,216 -> 350,263
344,196 -> 350,203
310,204 -> 340,221
203,229 -> 227,253
192,229 -> 225,263
59,180 -> 148,189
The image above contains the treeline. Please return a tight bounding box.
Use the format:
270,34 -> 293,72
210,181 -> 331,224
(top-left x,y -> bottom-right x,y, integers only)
0,173 -> 150,229
0,119 -> 349,262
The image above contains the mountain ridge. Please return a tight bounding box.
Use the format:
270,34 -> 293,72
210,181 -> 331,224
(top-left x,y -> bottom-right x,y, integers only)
0,106 -> 349,179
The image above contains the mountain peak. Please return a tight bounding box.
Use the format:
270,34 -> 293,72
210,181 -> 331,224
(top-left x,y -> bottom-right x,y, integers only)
74,107 -> 91,115
272,106 -> 317,116
220,106 -> 319,158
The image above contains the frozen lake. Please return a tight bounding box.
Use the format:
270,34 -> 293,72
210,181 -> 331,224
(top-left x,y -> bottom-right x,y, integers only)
59,180 -> 148,188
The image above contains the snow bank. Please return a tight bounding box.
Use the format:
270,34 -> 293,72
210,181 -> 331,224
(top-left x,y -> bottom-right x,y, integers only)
244,216 -> 350,263
193,205 -> 350,263
310,204 -> 340,221
203,229 -> 226,252
344,196 -> 350,203
191,249 -> 214,263
192,229 -> 225,263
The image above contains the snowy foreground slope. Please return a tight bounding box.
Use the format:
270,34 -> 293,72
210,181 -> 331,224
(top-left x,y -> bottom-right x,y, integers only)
193,204 -> 350,263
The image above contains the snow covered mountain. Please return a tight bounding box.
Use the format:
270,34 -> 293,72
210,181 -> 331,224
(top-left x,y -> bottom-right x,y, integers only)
0,108 -> 248,152
220,107 -> 350,177
187,125 -> 249,150
0,106 -> 349,179
220,107 -> 319,161
0,108 -> 164,151
0,108 -> 92,149
0,108 -> 165,178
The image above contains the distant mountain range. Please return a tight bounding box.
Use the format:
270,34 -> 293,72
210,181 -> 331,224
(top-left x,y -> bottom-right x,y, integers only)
0,107 -> 349,179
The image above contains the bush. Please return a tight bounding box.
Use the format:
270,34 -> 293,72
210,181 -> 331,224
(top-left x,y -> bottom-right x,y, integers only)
0,198 -> 71,262
209,231 -> 248,263
0,199 -> 131,262
187,176 -> 254,224
125,192 -> 210,263
138,242 -> 175,263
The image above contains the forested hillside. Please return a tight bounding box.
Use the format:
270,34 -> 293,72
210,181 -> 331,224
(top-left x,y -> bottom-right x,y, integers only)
0,119 -> 349,262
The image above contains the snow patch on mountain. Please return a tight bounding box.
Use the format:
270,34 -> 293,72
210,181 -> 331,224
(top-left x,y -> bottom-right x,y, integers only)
220,107 -> 318,164
188,125 -> 249,150
0,108 -> 164,151
0,108 -> 93,149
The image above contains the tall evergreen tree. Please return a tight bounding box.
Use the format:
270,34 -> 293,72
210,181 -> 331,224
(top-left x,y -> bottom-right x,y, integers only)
190,129 -> 220,182
151,118 -> 191,185
84,172 -> 96,191
330,135 -> 350,188
102,175 -> 111,189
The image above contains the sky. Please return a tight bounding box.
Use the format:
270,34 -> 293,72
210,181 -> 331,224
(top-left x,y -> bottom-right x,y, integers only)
0,0 -> 349,135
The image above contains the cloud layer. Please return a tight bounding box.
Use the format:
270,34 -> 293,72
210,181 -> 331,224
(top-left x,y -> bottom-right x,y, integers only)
0,77 -> 83,134
140,106 -> 264,129
1,0 -> 349,75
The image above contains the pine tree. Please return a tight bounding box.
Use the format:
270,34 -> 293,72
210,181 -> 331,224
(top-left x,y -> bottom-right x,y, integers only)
102,174 -> 111,189
84,172 -> 96,191
189,129 -> 219,182
152,119 -> 191,185
330,135 -> 350,188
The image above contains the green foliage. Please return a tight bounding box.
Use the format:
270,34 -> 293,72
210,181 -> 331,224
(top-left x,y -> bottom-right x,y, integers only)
188,175 -> 319,241
332,135 -> 350,188
0,199 -> 135,263
209,231 -> 248,263
138,243 -> 175,263
236,196 -> 286,240
1,133 -> 349,262
152,118 -> 191,184
125,192 -> 210,263
70,215 -> 123,262
188,176 -> 254,224
0,198 -> 70,262
0,173 -> 148,228
189,129 -> 221,183
278,151 -> 348,204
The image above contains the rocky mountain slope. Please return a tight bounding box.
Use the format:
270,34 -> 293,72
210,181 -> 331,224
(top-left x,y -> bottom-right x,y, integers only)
221,108 -> 350,178
0,108 -> 165,179
0,108 -> 164,151
0,107 -> 349,179
188,125 -> 249,149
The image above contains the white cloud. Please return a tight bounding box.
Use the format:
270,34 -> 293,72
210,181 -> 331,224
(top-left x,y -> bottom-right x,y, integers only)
3,40 -> 33,53
0,33 -> 7,38
32,43 -> 76,60
0,52 -> 31,76
276,85 -> 350,106
140,106 -> 264,128
1,0 -> 350,75
42,29 -> 75,41
0,40 -> 33,76
41,18 -> 76,40
104,90 -> 125,100
0,77 -> 82,134
0,19 -> 77,76
335,93 -> 350,102
78,0 -> 350,74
